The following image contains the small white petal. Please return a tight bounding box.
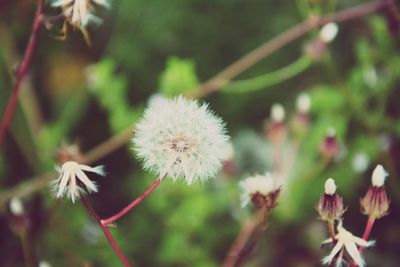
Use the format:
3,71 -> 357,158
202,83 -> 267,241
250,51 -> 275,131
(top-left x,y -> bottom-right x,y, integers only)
75,169 -> 98,193
371,164 -> 387,187
344,242 -> 365,267
39,261 -> 52,267
354,236 -> 375,247
322,241 -> 343,265
79,164 -> 106,176
56,171 -> 71,199
324,178 -> 336,195
271,103 -> 285,122
319,23 -> 339,43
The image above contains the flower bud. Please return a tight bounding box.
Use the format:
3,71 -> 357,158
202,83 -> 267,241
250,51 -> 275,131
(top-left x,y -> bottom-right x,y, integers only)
360,165 -> 390,219
291,93 -> 311,138
265,103 -> 286,143
317,178 -> 346,222
318,128 -> 340,161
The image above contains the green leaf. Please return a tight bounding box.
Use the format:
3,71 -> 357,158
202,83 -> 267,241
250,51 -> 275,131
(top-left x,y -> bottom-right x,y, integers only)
159,57 -> 199,97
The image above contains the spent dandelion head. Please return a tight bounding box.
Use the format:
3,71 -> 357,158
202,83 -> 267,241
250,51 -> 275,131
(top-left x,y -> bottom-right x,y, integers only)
239,173 -> 281,210
50,161 -> 105,203
133,96 -> 229,185
51,0 -> 111,43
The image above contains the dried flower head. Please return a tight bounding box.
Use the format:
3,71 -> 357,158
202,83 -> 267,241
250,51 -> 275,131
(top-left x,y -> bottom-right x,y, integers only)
50,161 -> 105,203
52,0 -> 110,43
361,165 -> 390,219
322,221 -> 375,267
239,173 -> 281,209
133,96 -> 229,185
317,178 -> 345,222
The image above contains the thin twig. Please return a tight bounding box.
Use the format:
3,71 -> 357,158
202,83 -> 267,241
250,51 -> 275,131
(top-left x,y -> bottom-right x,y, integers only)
0,0 -> 389,210
0,0 -> 45,146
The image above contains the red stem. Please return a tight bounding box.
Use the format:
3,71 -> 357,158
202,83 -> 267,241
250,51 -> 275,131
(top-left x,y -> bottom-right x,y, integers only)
0,0 -> 45,146
80,198 -> 133,267
101,178 -> 162,226
359,216 -> 375,254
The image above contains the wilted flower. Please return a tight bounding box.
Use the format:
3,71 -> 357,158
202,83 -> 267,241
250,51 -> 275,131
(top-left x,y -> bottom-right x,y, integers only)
50,161 -> 105,203
361,165 -> 390,219
317,178 -> 345,222
239,173 -> 280,209
52,0 -> 111,43
133,96 -> 229,185
322,222 -> 375,267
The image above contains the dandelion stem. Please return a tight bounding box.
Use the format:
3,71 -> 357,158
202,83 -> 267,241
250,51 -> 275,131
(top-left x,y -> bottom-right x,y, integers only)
222,208 -> 269,267
80,198 -> 133,267
359,216 -> 375,253
0,0 -> 45,146
101,178 -> 163,226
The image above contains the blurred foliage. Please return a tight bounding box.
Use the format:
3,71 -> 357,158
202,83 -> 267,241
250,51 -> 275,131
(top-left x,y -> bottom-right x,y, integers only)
0,1 -> 400,267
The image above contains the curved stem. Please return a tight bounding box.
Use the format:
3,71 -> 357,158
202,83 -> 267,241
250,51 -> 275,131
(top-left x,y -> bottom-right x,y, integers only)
80,198 -> 133,267
101,178 -> 162,226
0,0 -> 45,146
223,56 -> 312,93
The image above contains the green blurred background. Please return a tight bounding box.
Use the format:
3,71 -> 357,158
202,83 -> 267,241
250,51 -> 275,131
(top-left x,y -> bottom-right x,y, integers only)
0,0 -> 400,266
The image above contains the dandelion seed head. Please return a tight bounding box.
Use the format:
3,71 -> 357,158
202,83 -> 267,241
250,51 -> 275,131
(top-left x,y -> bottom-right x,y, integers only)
133,96 -> 229,184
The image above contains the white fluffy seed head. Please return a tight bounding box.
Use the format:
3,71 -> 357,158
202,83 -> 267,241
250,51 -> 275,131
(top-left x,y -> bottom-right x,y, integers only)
133,96 -> 229,185
371,164 -> 387,187
319,23 -> 339,43
239,173 -> 279,207
271,103 -> 285,122
296,93 -> 311,113
324,178 -> 336,195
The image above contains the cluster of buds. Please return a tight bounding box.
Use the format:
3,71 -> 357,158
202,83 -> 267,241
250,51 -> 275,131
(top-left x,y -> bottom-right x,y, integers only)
265,93 -> 312,144
317,165 -> 390,266
360,165 -> 390,219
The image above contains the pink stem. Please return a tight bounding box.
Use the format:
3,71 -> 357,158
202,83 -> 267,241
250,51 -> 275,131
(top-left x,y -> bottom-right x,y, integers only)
80,198 -> 133,267
350,216 -> 375,267
0,0 -> 45,146
101,178 -> 162,226
359,216 -> 375,254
